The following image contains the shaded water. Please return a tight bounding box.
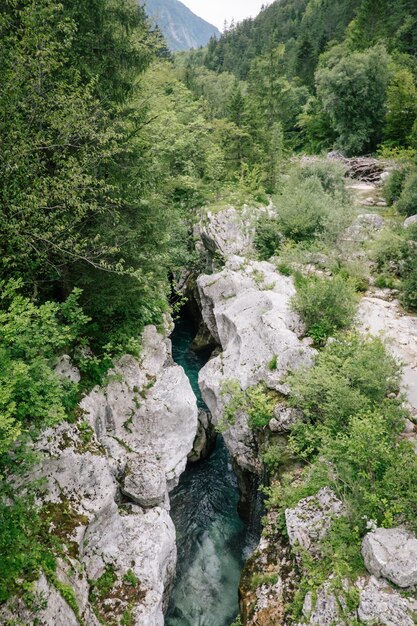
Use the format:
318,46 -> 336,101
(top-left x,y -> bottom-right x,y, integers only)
166,314 -> 250,626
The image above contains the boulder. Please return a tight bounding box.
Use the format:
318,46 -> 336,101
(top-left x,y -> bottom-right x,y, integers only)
362,528 -> 417,588
285,487 -> 345,556
55,354 -> 81,383
196,206 -> 256,268
343,213 -> 385,242
404,215 -> 417,229
122,458 -> 167,507
82,504 -> 176,626
269,403 -> 303,432
358,576 -> 415,625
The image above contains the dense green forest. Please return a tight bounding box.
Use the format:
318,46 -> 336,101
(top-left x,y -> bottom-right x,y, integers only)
1,0 -> 417,619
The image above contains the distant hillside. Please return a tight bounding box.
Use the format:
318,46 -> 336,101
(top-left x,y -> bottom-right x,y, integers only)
143,0 -> 220,51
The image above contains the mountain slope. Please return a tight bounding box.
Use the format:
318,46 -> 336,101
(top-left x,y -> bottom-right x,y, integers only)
143,0 -> 220,51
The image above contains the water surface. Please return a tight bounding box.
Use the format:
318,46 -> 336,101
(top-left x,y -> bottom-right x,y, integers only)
166,313 -> 249,626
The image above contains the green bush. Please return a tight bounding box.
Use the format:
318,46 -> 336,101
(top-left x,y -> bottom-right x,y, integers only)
287,332 -> 402,457
0,488 -> 59,603
274,176 -> 331,241
402,265 -> 417,310
383,167 -> 409,205
299,159 -> 348,198
397,171 -> 417,216
0,281 -> 89,454
291,275 -> 359,344
254,215 -> 283,260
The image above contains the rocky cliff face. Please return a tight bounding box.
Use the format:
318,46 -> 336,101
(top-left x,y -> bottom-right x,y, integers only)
0,323 -> 198,625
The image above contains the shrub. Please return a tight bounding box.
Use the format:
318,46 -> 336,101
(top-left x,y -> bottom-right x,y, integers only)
402,265 -> 417,311
299,158 -> 348,198
254,215 -> 283,260
383,167 -> 409,205
287,332 -> 402,457
397,171 -> 417,216
275,176 -> 331,241
291,275 -> 359,344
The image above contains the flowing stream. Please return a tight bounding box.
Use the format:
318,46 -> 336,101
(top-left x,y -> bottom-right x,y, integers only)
166,313 -> 251,626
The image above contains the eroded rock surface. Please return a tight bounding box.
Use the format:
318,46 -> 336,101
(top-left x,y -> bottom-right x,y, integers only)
285,487 -> 345,556
195,206 -> 257,269
358,576 -> 415,626
198,257 -> 315,471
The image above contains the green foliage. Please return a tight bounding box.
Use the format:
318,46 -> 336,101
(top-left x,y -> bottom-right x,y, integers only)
220,381 -> 277,431
123,570 -> 139,587
402,265 -> 417,310
261,444 -> 284,474
249,572 -> 278,591
275,176 -> 331,242
270,332 -> 417,616
254,216 -> 283,260
291,275 -> 359,344
384,67 -> 417,146
0,282 -> 88,453
315,45 -> 391,155
0,487 -> 59,603
397,171 -> 417,216
90,566 -> 117,603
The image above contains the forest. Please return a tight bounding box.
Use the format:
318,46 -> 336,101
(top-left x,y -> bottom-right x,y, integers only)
1,0 -> 417,624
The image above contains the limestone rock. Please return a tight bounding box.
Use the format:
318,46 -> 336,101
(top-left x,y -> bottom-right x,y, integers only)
188,408 -> 216,462
343,213 -> 385,242
197,258 -> 316,470
55,354 -> 81,383
0,572 -> 88,626
362,528 -> 417,588
4,323 -> 198,626
269,403 -> 303,432
122,458 -> 167,507
301,580 -> 347,626
358,576 -> 415,625
81,325 -> 198,490
404,214 -> 417,229
82,504 -> 176,625
285,487 -> 345,556
196,206 -> 256,268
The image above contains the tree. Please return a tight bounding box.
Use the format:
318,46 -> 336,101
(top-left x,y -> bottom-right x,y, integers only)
315,44 -> 391,155
384,67 -> 417,146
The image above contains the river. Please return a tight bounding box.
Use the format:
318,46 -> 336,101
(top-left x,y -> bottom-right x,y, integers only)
165,313 -> 250,626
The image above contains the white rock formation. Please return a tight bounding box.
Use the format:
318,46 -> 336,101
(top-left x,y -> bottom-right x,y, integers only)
404,214 -> 417,229
362,528 -> 417,588
197,256 -> 315,471
358,576 -> 415,625
298,575 -> 416,626
343,213 -> 385,242
81,325 -> 198,490
285,487 -> 345,555
195,206 -> 257,268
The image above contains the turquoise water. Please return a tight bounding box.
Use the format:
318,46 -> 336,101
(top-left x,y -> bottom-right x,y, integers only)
166,314 -> 248,626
